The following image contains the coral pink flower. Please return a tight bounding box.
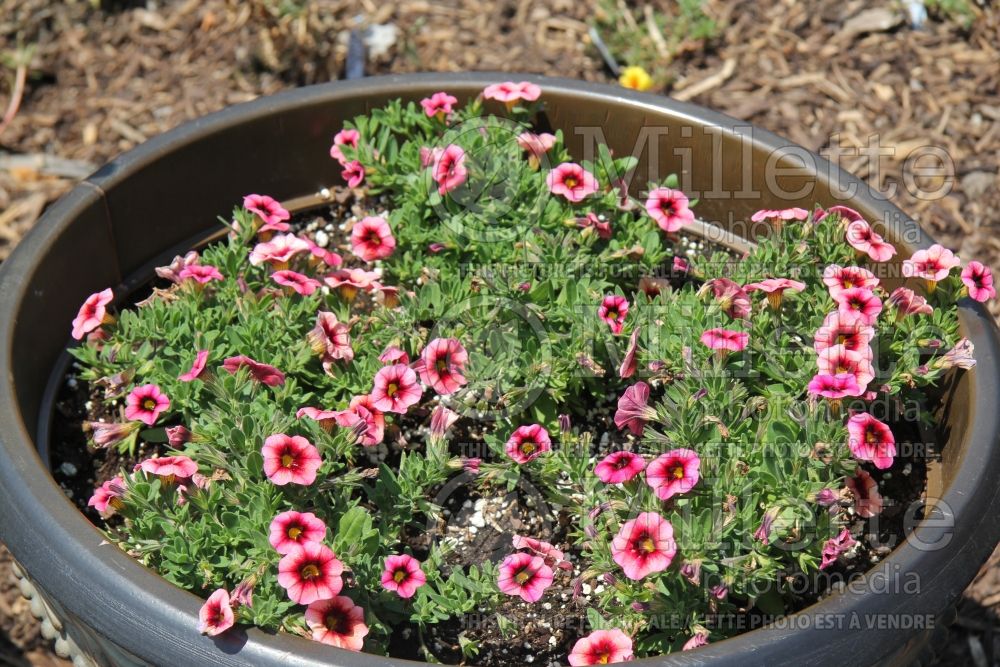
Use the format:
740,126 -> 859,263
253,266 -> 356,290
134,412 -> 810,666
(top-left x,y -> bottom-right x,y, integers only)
820,528 -> 857,570
618,327 -> 641,379
381,554 -> 427,598
816,344 -> 874,394
846,469 -> 883,518
645,187 -> 695,232
269,510 -> 327,554
483,81 -> 542,104
329,128 -> 360,164
517,132 -> 556,159
903,244 -> 960,282
505,424 -> 552,464
346,395 -> 386,446
341,160 -> 365,188
262,434 -> 322,486
244,194 -> 290,232
813,311 -> 875,354
511,535 -> 572,571
379,345 -> 409,365
497,552 -> 553,602
750,208 -> 809,223
179,349 -> 210,382
249,233 -> 311,267
155,251 -> 200,283
568,629 -> 634,666
430,405 -> 461,442
308,311 -> 354,370
546,162 -> 599,203
578,212 -> 613,240
308,241 -> 343,269
845,218 -> 896,262
221,355 -> 286,386
432,144 -> 467,195
744,278 -> 806,309
701,278 -> 751,320
86,420 -> 139,449
682,630 -> 710,652
646,449 -> 701,501
277,542 -> 344,605
324,267 -> 381,300
88,476 -> 125,516
962,261 -> 996,302
837,287 -> 882,324
139,455 -> 197,480
700,328 -> 749,353
595,451 -> 646,484
846,413 -> 896,469
807,372 -> 861,399
887,287 -> 934,317
272,270 -> 321,296
611,511 -> 677,580
71,288 -> 114,340
350,216 -> 396,262
125,384 -> 170,426
598,295 -> 629,334
416,337 -> 469,394
614,382 -> 657,436
166,425 -> 191,447
198,589 -> 235,636
305,596 -> 368,651
178,264 -> 223,284
371,364 -> 422,413
420,91 -> 458,118
296,407 -> 340,432
823,265 -> 879,300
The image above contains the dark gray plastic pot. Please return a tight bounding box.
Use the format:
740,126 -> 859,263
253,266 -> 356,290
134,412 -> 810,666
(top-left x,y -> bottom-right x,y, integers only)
0,73 -> 998,667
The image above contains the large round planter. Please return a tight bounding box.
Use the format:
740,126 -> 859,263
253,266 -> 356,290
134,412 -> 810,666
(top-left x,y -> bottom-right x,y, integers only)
1,73 -> 998,667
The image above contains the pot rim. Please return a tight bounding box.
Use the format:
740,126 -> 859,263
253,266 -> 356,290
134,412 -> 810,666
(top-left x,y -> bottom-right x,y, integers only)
1,72 -> 999,667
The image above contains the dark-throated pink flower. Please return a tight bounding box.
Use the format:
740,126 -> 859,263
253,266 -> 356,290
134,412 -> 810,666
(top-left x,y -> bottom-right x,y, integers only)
808,372 -> 861,399
816,344 -> 874,395
744,278 -> 806,310
645,449 -> 701,501
341,160 -> 365,188
614,382 -> 656,436
497,552 -> 553,602
432,144 -> 467,195
71,288 -> 114,340
903,244 -> 960,282
813,311 -> 875,354
517,131 -> 556,166
277,542 -> 344,604
272,270 -> 321,296
420,91 -> 458,119
125,384 -> 170,426
305,596 -> 368,651
700,328 -> 749,353
700,278 -> 751,320
243,194 -> 290,232
416,337 -> 469,395
139,455 -> 197,482
846,413 -> 896,469
594,451 -> 646,484
329,128 -> 359,165
962,261 -> 996,302
381,554 -> 427,599
511,535 -> 572,571
611,511 -> 676,580
819,528 -> 857,570
88,476 -> 125,516
823,265 -> 879,300
846,469 -> 883,518
308,311 -> 354,372
645,187 -> 694,233
371,364 -> 422,413
179,264 -> 224,285
345,395 -> 386,446
845,218 -> 896,262
350,216 -> 396,262
568,629 -> 634,665
430,404 -> 460,443
598,295 -> 629,334
269,510 -> 327,554
221,355 -> 286,386
249,233 -> 311,268
179,349 -> 210,382
547,162 -> 598,203
262,434 -> 322,486
836,287 -> 882,325
198,589 -> 235,636
505,424 -> 551,464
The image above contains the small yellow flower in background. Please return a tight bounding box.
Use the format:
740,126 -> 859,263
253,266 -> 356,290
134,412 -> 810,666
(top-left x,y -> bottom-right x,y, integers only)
619,66 -> 653,91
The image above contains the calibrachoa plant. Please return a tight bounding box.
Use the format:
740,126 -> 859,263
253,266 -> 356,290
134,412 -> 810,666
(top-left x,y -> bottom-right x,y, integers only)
68,82 -> 989,663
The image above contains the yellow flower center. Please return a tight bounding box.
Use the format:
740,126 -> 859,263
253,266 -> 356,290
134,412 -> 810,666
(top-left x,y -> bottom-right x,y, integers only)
281,454 -> 295,468
387,382 -> 399,396
393,569 -> 407,583
301,564 -> 320,580
640,537 -> 657,554
288,527 -> 302,540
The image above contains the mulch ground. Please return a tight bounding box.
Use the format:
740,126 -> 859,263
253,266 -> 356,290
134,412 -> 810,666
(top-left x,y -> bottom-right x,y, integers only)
1,0 -> 998,665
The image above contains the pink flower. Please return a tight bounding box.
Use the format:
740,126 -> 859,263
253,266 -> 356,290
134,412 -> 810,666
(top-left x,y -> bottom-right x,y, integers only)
816,344 -> 874,394
420,92 -> 458,118
262,434 -> 322,486
813,311 -> 875,354
308,311 -> 354,370
645,187 -> 695,232
820,528 -> 857,570
381,554 -> 427,599
221,355 -> 286,386
272,270 -> 321,296
808,372 -> 861,399
682,630 -> 710,652
139,455 -> 197,480
296,406 -> 340,431
614,382 -> 656,436
903,244 -> 960,282
546,163 -> 599,203
845,218 -> 896,262
324,268 -> 381,300
846,469 -> 883,518
87,476 -> 125,516
505,424 -> 552,464
178,264 -> 224,284
754,509 -> 776,543
86,421 -> 139,449
430,405 -> 461,442
701,278 -> 751,320
568,629 -> 634,666
71,288 -> 114,340
416,338 -> 468,395
846,413 -> 896,469
379,345 -> 409,365
700,328 -> 749,353
618,326 -> 641,379
598,295 -> 629,334
341,160 -> 365,188
329,128 -> 360,164
155,251 -> 199,283
269,510 -> 327,554
432,144 -> 467,195
179,349 -> 210,382
887,287 -> 934,317
277,542 -> 344,605
305,596 -> 368,651
483,81 -> 541,105
837,288 -> 882,324
517,132 -> 556,159
744,278 -> 806,309
595,451 -> 646,484
249,233 -> 311,267
577,212 -> 613,240
307,241 -> 343,269
511,535 -> 572,571
611,511 -> 677,580
497,552 -> 553,602
962,261 -> 996,302
350,216 -> 396,262
166,425 -> 192,447
750,208 -> 809,223
346,395 -> 386,446
823,265 -> 879,300
244,194 -> 290,232
645,449 -> 701,501
125,384 -> 170,426
371,364 -> 422,413
934,337 -> 977,370
198,589 -> 235,636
